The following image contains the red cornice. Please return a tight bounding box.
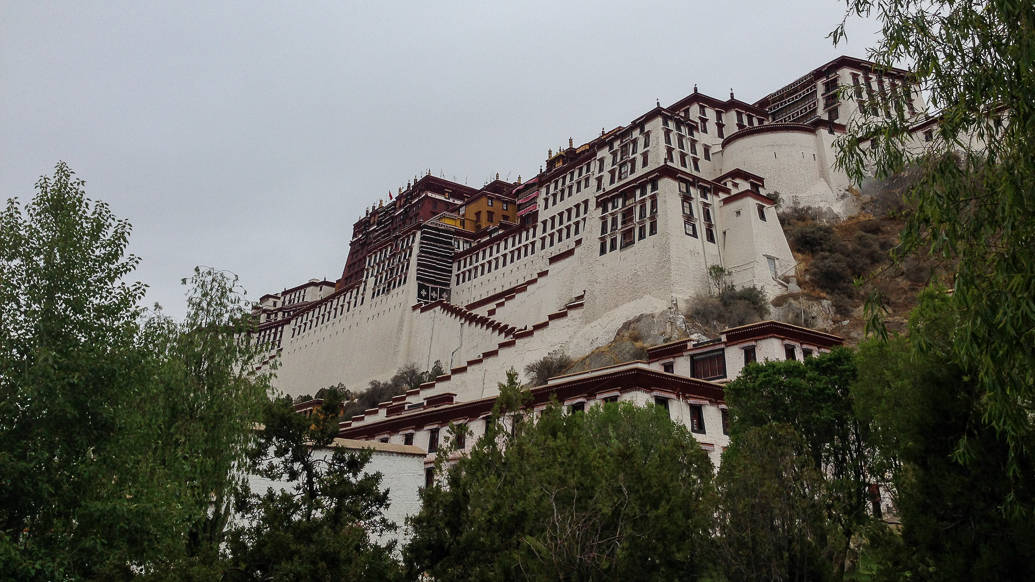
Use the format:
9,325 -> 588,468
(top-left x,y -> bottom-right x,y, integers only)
338,366 -> 726,439
668,92 -> 768,117
722,320 -> 843,347
646,339 -> 691,360
721,190 -> 777,207
721,123 -> 816,149
714,168 -> 766,186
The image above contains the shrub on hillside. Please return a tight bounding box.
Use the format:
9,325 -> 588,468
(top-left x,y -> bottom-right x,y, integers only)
788,223 -> 838,255
809,252 -> 856,296
525,351 -> 573,386
849,231 -> 886,272
689,285 -> 770,329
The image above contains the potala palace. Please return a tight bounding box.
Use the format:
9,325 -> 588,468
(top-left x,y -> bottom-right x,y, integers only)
252,55 -> 931,468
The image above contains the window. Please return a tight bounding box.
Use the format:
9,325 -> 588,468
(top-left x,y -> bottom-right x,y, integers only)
767,256 -> 778,278
638,224 -> 646,240
654,396 -> 670,412
702,205 -> 712,223
924,129 -> 934,142
757,204 -> 767,221
428,428 -> 439,453
690,404 -> 706,434
785,344 -> 797,361
803,348 -> 814,358
691,350 -> 726,380
599,241 -> 607,255
455,424 -> 467,449
743,345 -> 756,365
603,395 -> 619,404
703,145 -> 711,161
404,432 -> 414,445
705,227 -> 715,243
487,198 -> 494,207
649,220 -> 657,236
662,362 -> 674,373
721,409 -> 730,435
684,221 -> 697,237
569,402 -> 585,414
425,467 -> 434,489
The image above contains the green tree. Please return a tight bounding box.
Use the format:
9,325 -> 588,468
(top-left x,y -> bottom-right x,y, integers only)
723,349 -> 874,580
142,268 -> 271,578
832,0 -> 1035,491
225,394 -> 402,581
714,425 -> 833,582
405,370 -> 715,581
853,291 -> 1035,581
1,164 -> 272,580
0,162 -> 167,579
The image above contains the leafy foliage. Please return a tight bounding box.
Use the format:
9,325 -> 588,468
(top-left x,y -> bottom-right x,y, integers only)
225,395 -> 402,581
523,350 -> 573,386
853,292 -> 1035,581
723,349 -> 875,580
715,425 -> 834,582
689,285 -> 770,329
296,361 -> 446,419
144,267 -> 271,576
0,162 -> 160,579
0,164 -> 270,580
833,0 -> 1035,489
405,370 -> 715,581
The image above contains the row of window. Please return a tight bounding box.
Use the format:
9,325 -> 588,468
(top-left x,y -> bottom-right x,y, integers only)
388,395 -> 726,457
255,324 -> 284,351
455,224 -> 543,285
456,240 -> 539,284
288,286 -> 363,338
599,219 -> 658,255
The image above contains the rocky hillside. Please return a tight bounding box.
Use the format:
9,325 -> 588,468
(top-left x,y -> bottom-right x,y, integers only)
561,173 -> 950,374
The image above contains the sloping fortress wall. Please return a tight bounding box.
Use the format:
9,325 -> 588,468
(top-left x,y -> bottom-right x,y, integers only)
253,55 -> 929,398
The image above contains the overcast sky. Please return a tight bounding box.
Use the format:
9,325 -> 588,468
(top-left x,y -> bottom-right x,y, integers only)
1,1 -> 881,319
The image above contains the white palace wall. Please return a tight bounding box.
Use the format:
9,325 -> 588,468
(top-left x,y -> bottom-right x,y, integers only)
269,167 -> 802,399
719,127 -> 856,216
